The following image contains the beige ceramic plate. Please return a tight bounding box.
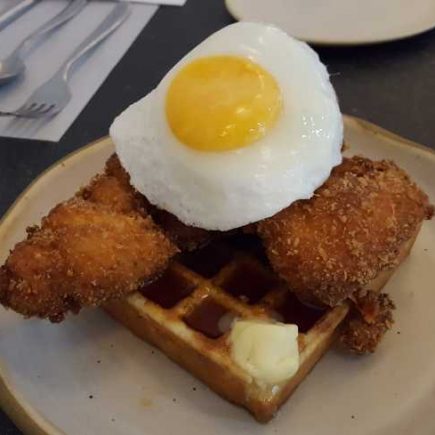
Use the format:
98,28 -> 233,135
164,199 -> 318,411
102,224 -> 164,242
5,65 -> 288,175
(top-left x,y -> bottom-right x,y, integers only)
225,0 -> 435,45
0,116 -> 434,435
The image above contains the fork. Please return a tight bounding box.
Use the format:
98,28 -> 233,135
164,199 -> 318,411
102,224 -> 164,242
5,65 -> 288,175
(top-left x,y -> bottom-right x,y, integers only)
0,0 -> 40,33
0,3 -> 130,119
0,0 -> 87,85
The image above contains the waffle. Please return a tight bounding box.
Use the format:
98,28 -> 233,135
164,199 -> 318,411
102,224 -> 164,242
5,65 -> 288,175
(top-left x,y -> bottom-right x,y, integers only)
104,230 -> 418,422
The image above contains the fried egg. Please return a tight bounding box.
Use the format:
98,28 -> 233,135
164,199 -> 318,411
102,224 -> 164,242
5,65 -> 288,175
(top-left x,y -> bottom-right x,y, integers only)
110,22 -> 343,231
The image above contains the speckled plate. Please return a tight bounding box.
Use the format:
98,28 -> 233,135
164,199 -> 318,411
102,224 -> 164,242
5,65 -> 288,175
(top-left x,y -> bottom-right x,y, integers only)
225,0 -> 435,45
0,116 -> 434,435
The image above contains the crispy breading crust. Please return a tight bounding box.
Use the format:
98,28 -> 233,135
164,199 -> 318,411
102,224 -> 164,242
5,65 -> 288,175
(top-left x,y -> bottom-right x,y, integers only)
101,154 -> 213,251
149,208 -> 214,251
79,174 -> 147,216
0,199 -> 177,322
257,156 -> 434,307
79,154 -> 148,216
0,152 -> 210,322
105,153 -> 133,187
339,291 -> 395,354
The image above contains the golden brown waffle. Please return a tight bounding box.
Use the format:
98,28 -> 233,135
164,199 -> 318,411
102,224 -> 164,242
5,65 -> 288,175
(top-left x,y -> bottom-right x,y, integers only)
104,229 -> 419,422
104,234 -> 349,422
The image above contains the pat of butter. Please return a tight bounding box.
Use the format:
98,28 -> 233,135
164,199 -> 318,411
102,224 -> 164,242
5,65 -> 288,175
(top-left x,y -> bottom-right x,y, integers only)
229,320 -> 299,385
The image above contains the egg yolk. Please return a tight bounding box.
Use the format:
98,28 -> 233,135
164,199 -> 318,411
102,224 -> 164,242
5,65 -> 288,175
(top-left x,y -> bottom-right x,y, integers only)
165,56 -> 283,152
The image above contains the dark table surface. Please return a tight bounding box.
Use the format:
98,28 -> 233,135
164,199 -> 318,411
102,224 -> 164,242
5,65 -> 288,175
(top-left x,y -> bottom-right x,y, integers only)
1,0 -> 435,433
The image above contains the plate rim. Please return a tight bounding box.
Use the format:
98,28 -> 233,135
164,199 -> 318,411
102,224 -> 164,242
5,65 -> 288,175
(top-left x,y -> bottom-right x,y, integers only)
0,136 -> 111,435
224,0 -> 435,46
0,116 -> 434,435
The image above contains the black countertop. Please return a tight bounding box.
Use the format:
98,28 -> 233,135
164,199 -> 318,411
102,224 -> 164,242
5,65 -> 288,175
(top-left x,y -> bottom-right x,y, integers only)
1,0 -> 434,432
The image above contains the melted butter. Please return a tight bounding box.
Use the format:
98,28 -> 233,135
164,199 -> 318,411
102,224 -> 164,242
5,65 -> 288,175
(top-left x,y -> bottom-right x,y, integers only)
229,320 -> 299,385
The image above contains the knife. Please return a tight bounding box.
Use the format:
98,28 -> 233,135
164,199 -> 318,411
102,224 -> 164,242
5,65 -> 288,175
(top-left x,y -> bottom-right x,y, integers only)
0,0 -> 40,32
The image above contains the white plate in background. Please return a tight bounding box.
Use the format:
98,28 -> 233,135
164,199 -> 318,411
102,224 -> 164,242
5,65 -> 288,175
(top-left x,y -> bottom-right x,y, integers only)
226,0 -> 435,45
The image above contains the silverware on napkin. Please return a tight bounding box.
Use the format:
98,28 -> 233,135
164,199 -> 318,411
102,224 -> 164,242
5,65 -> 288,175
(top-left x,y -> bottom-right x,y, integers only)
0,3 -> 130,119
0,0 -> 87,85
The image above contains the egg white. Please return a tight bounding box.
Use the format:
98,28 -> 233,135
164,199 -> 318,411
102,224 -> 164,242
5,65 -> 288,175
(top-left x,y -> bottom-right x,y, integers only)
111,22 -> 343,231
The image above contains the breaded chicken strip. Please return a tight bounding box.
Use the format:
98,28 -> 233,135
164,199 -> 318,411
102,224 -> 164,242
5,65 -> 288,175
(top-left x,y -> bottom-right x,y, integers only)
339,291 -> 395,354
258,156 -> 433,307
78,154 -> 148,216
89,154 -> 213,251
105,152 -> 133,187
150,208 -> 214,251
79,173 -> 147,216
0,199 -> 177,322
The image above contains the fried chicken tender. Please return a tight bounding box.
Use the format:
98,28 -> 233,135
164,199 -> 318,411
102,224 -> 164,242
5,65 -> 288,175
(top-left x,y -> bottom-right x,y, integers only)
0,199 -> 177,322
339,291 -> 395,354
0,152 -> 210,322
97,154 -> 212,251
257,156 -> 434,307
105,152 -> 133,187
78,154 -> 148,215
79,173 -> 147,216
149,208 -> 214,251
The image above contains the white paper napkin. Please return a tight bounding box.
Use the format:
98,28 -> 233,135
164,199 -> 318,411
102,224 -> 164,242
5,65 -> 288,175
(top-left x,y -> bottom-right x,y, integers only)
0,0 -> 178,142
128,0 -> 186,4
